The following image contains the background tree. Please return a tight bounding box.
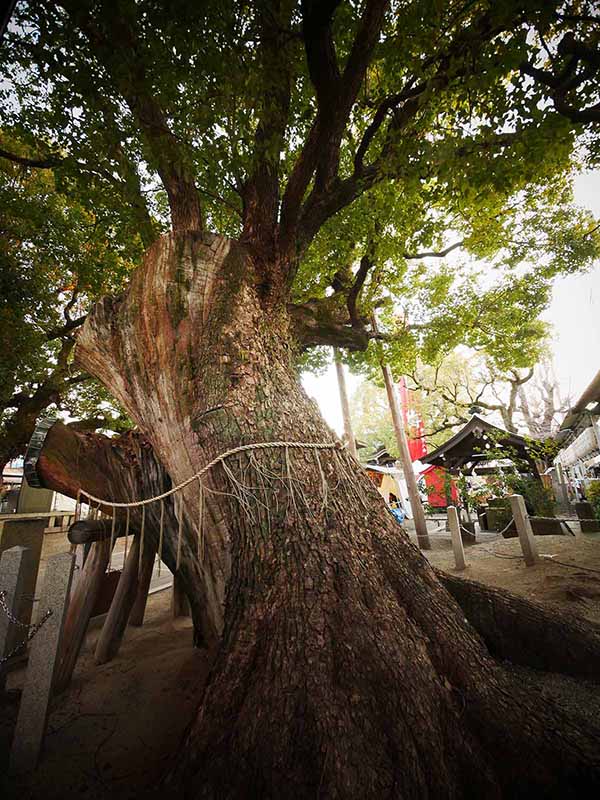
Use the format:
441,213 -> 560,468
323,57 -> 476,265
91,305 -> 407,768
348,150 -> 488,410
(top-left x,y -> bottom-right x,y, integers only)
3,2 -> 600,796
350,351 -> 574,458
0,133 -> 140,475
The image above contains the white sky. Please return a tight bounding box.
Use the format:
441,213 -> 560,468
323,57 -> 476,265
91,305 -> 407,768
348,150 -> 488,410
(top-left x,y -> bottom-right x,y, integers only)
302,171 -> 600,436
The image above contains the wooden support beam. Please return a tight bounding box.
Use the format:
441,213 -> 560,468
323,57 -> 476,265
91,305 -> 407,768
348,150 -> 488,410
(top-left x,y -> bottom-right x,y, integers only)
172,574 -> 191,618
128,537 -> 157,627
53,538 -> 112,694
94,535 -> 141,664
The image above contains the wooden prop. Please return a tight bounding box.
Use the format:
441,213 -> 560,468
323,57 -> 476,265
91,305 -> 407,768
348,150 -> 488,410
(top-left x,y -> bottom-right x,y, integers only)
53,538 -> 112,693
95,535 -> 140,663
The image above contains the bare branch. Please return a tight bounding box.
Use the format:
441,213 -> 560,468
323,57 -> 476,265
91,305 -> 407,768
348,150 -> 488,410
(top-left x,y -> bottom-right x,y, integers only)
0,146 -> 62,169
404,240 -> 465,260
62,0 -> 202,233
45,315 -> 87,341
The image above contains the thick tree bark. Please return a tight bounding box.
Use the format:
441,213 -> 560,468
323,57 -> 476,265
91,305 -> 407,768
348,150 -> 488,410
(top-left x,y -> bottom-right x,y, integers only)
72,232 -> 600,798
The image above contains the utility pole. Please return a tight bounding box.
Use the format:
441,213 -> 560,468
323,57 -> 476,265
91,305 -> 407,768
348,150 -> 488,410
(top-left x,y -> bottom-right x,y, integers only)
334,348 -> 358,459
371,315 -> 430,549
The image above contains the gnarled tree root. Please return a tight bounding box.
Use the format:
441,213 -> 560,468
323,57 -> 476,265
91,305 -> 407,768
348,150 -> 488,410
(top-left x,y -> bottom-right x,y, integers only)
437,569 -> 600,683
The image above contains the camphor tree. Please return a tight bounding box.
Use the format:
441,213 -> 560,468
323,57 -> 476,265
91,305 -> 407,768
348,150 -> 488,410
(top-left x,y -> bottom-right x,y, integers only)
3,2 -> 600,796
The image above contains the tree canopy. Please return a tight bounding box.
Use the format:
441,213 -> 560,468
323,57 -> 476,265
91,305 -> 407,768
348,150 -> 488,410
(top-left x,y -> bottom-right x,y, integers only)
0,132 -> 137,469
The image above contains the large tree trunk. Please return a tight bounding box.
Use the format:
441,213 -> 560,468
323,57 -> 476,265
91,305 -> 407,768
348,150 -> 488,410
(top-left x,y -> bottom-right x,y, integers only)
73,232 -> 600,798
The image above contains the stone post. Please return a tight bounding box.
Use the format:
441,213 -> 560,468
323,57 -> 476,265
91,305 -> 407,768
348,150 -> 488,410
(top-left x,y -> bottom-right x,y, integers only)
509,494 -> 539,566
0,546 -> 31,692
447,506 -> 467,571
10,551 -> 75,774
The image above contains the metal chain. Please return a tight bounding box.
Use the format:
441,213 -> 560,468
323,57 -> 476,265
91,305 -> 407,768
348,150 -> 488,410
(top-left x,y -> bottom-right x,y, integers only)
461,517 -> 515,538
0,590 -> 53,666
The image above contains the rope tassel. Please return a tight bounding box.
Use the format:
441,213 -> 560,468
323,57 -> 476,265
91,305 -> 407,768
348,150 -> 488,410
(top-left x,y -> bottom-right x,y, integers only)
108,508 -> 117,572
124,507 -> 130,562
197,480 -> 204,563
176,495 -> 183,572
157,499 -> 165,577
138,505 -> 146,578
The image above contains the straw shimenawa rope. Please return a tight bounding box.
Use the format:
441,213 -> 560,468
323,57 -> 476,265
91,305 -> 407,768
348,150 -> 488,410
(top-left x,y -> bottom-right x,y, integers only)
77,440 -> 341,509
75,440 -> 342,574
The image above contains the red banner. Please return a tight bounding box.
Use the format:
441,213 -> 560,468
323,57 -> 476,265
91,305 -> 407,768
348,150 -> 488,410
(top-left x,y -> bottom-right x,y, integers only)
398,377 -> 428,462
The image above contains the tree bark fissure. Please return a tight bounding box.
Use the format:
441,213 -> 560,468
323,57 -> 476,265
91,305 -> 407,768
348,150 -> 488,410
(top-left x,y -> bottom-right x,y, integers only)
71,232 -> 600,798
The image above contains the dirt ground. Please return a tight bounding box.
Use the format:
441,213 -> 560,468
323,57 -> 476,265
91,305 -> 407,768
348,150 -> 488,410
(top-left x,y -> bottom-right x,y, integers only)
1,525 -> 599,799
413,523 -> 600,626
0,588 -> 211,800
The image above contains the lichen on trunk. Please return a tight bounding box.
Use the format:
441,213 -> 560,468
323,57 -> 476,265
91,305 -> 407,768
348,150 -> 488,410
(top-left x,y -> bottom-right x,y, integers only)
73,232 -> 600,798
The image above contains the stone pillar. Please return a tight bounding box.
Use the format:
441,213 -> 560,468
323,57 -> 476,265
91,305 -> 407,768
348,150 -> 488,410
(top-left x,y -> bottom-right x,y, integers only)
447,506 -> 467,571
10,551 -> 75,774
509,494 -> 539,566
0,518 -> 45,629
0,546 -> 31,692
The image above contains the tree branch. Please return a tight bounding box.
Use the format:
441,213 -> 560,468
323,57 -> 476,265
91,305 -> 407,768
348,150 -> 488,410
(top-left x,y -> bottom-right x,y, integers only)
0,146 -> 62,169
404,240 -> 465,260
45,315 -> 87,341
280,0 -> 388,260
62,0 -> 202,234
288,297 -> 374,351
242,2 -> 294,260
346,254 -> 373,328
